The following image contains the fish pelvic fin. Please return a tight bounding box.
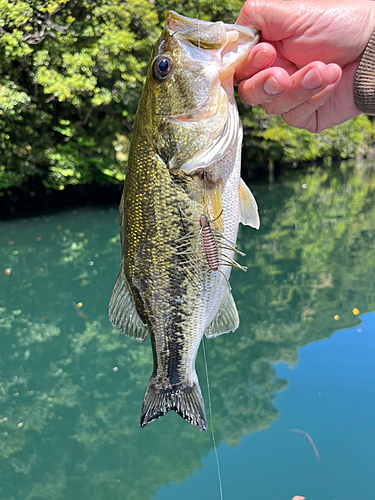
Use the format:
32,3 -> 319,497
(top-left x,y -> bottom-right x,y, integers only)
140,378 -> 207,431
205,287 -> 239,338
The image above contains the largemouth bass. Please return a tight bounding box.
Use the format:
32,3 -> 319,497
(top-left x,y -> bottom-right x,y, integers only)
109,11 -> 259,431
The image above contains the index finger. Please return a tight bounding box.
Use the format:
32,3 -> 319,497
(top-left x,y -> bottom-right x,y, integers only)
235,42 -> 276,84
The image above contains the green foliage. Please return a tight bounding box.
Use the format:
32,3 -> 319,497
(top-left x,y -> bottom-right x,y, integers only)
0,0 -> 158,192
153,0 -> 243,23
241,104 -> 375,166
1,1 -> 375,196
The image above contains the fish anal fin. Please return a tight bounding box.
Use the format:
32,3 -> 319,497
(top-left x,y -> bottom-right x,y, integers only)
239,178 -> 260,229
205,287 -> 239,338
140,378 -> 207,431
108,268 -> 149,342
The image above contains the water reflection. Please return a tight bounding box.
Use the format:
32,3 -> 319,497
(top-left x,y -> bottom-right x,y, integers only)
0,161 -> 374,499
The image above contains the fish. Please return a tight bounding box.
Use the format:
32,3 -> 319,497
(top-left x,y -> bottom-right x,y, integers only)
109,11 -> 260,431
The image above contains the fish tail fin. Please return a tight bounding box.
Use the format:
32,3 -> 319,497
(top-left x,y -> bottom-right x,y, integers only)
140,378 -> 207,431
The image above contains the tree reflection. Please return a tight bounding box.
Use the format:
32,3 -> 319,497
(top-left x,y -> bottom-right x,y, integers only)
0,162 -> 374,499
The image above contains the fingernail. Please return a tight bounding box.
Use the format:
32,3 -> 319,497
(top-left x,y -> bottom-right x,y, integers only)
302,68 -> 323,90
253,50 -> 274,69
264,76 -> 284,96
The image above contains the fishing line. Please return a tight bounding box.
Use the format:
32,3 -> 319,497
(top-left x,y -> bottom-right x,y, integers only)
196,14 -> 209,215
196,7 -> 201,50
196,11 -> 223,498
202,338 -> 224,500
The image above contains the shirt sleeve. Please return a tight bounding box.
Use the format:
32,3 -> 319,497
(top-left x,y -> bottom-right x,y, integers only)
354,30 -> 375,114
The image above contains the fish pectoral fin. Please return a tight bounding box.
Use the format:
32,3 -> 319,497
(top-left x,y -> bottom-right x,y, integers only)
205,184 -> 223,232
239,177 -> 260,229
205,287 -> 239,338
108,268 -> 149,342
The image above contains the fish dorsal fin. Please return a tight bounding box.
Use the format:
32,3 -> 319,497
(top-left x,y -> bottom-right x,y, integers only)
205,287 -> 239,338
239,178 -> 260,229
108,268 -> 149,342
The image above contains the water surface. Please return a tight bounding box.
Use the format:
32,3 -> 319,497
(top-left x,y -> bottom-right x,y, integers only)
1,160 -> 374,499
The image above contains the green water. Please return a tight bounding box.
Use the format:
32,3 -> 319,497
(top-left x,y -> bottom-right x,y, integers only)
1,160 -> 375,500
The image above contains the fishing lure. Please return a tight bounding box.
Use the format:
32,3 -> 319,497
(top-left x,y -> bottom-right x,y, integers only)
200,214 -> 219,271
176,210 -> 246,277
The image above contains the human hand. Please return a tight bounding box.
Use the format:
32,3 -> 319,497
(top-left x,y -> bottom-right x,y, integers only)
235,0 -> 375,132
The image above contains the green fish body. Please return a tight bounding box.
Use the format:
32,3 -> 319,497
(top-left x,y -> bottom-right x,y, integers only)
109,11 -> 260,431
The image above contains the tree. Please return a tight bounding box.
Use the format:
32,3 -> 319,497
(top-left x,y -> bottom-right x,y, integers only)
0,0 -> 159,191
1,1 -> 375,200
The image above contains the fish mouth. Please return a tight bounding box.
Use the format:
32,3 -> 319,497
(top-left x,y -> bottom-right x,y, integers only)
166,10 -> 258,80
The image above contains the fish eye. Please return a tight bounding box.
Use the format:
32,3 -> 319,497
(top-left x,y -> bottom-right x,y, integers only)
153,56 -> 173,81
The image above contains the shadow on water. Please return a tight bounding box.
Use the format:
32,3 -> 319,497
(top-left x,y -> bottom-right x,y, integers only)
0,160 -> 374,499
